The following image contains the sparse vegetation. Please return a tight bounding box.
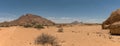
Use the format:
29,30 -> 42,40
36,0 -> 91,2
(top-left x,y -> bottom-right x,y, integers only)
57,28 -> 63,32
34,24 -> 44,29
23,23 -> 45,29
0,25 -> 10,27
35,33 -> 59,46
24,24 -> 33,28
5,25 -> 10,27
56,25 -> 62,28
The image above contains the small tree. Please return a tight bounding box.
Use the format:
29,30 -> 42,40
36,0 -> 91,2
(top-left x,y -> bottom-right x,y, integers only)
35,33 -> 59,46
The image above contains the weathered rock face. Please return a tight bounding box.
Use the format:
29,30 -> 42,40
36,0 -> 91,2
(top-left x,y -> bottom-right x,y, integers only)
102,9 -> 120,29
109,21 -> 120,34
0,14 -> 55,26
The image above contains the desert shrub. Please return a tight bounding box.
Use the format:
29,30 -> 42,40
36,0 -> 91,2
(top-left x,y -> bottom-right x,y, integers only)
56,25 -> 62,28
35,33 -> 59,46
0,25 -> 9,27
34,24 -> 44,29
24,24 -> 32,28
0,25 -> 4,27
57,28 -> 63,32
5,25 -> 10,27
0,25 -> 3,27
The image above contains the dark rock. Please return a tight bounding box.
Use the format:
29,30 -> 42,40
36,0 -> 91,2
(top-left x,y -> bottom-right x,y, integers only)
102,9 -> 120,29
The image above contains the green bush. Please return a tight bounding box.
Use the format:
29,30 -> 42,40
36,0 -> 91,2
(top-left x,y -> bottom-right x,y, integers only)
34,24 -> 44,29
35,33 -> 59,46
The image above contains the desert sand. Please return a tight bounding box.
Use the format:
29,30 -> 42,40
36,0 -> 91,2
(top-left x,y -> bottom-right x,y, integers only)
0,25 -> 120,46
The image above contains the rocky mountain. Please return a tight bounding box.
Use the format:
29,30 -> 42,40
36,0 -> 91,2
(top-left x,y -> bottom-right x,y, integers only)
0,14 -> 55,26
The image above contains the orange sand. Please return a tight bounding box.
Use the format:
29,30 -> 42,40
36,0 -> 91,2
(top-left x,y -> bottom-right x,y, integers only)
0,25 -> 120,46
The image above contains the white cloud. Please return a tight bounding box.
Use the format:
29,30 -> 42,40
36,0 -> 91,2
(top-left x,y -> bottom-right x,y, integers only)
47,17 -> 104,23
0,17 -> 15,22
83,19 -> 103,23
60,17 -> 72,19
47,17 -> 81,23
80,17 -> 104,23
0,13 -> 17,22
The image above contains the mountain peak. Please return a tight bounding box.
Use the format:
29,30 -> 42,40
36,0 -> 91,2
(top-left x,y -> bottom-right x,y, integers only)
0,14 -> 55,26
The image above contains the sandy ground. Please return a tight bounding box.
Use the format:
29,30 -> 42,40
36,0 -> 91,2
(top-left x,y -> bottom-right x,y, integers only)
0,25 -> 120,46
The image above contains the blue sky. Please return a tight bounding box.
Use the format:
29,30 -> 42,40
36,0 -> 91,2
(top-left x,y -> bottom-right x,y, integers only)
0,0 -> 120,23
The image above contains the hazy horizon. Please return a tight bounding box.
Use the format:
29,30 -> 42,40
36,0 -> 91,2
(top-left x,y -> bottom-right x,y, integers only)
0,0 -> 120,23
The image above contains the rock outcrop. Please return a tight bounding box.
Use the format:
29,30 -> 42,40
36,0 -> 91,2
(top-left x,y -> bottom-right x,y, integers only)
102,9 -> 120,29
109,21 -> 120,34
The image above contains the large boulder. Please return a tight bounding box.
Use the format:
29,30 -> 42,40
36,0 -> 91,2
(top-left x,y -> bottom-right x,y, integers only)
109,21 -> 120,34
102,9 -> 120,29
